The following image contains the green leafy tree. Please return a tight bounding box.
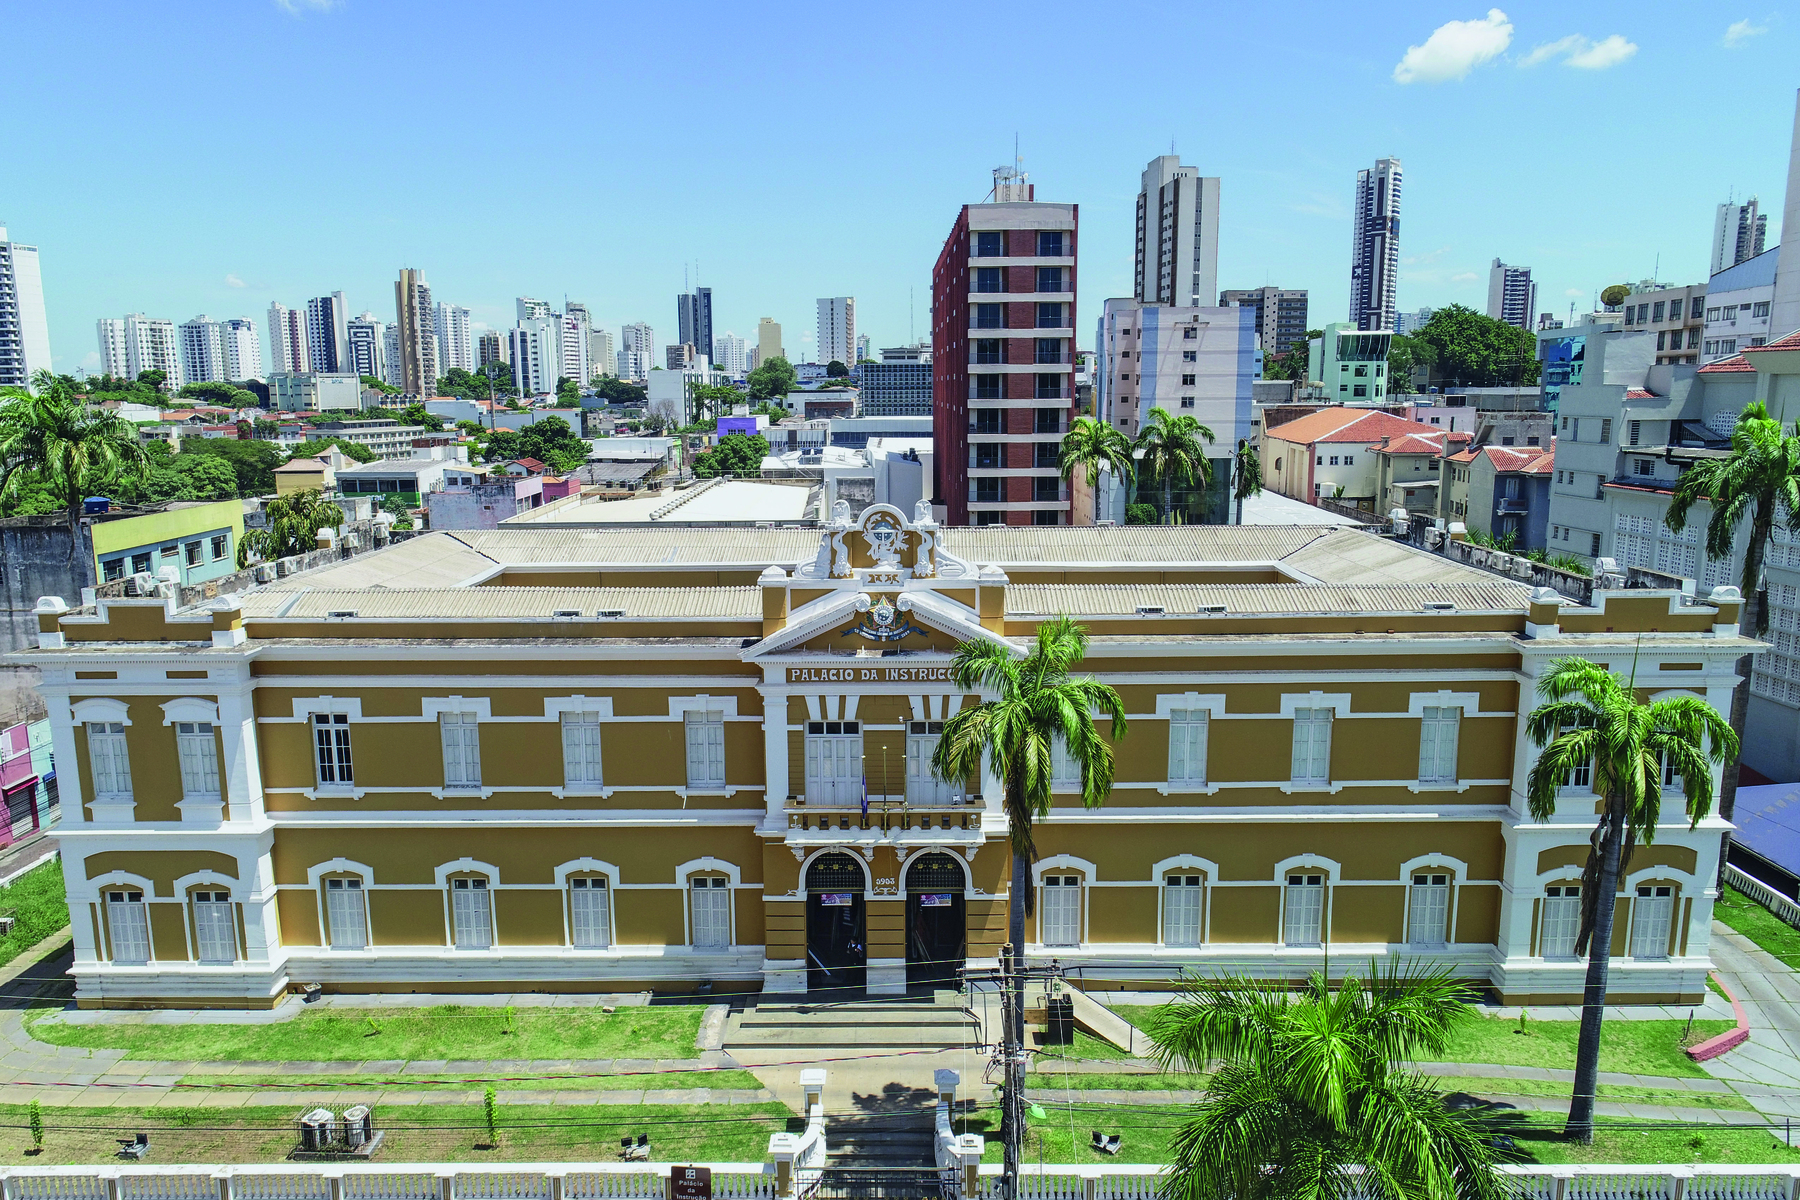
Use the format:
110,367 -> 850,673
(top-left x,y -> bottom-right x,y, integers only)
136,369 -> 168,393
177,381 -> 258,408
0,372 -> 151,561
28,1098 -> 42,1151
689,383 -> 743,423
746,355 -> 797,401
1410,304 -> 1540,387
1134,407 -> 1215,520
1232,438 -> 1263,525
439,365 -> 511,403
237,489 -> 344,567
362,375 -> 401,395
1059,415 -> 1135,522
554,376 -> 581,406
930,618 -> 1124,1181
289,437 -> 376,465
1147,965 -> 1517,1200
825,359 -> 849,377
1387,334 -> 1433,395
1263,330 -> 1321,382
517,416 -> 590,474
691,432 -> 769,478
594,377 -> 648,405
401,403 -> 445,432
1125,502 -> 1156,525
181,438 -> 286,495
1524,658 -> 1735,1142
1665,400 -> 1800,878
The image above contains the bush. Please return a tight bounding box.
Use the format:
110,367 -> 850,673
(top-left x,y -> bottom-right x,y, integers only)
1125,503 -> 1157,526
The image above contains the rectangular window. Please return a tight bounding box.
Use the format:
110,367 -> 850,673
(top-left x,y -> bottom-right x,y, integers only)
1037,303 -> 1063,328
975,303 -> 1003,329
974,231 -> 1002,258
106,891 -> 150,964
87,722 -> 133,797
211,534 -> 228,561
972,375 -> 1001,400
1631,885 -> 1674,960
1168,708 -> 1208,784
440,713 -> 482,789
1283,874 -> 1324,945
691,877 -> 729,949
1035,266 -> 1064,293
103,558 -> 125,582
1032,477 -> 1061,502
1042,875 -> 1081,946
1183,350 -> 1197,362
1590,533 -> 1602,557
1628,420 -> 1641,446
313,713 -> 353,787
1049,736 -> 1081,788
561,711 -> 603,787
175,721 -> 220,798
1036,338 -> 1063,364
1417,707 -> 1459,784
686,709 -> 726,789
1540,885 -> 1580,958
1652,301 -> 1665,322
804,720 -> 862,803
131,552 -> 152,575
1036,231 -> 1066,257
451,878 -> 491,950
1409,873 -> 1450,945
906,721 -> 955,802
1290,708 -> 1332,784
974,267 -> 1002,293
1599,418 -> 1612,444
192,891 -> 235,963
1163,875 -> 1202,947
1755,301 -> 1771,318
570,877 -> 610,948
325,878 -> 367,950
974,478 -> 1002,503
183,541 -> 202,568
1035,374 -> 1064,400
1035,408 -> 1062,433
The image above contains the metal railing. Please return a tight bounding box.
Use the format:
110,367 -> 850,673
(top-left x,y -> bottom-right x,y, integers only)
787,797 -> 982,833
0,1167 -> 774,1200
1726,863 -> 1800,928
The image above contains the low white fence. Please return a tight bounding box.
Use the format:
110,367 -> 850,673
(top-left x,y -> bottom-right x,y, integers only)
0,1167 -> 775,1200
962,1167 -> 1800,1200
1726,864 -> 1800,929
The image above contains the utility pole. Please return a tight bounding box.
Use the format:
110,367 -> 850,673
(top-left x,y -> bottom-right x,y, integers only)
963,950 -> 1063,1200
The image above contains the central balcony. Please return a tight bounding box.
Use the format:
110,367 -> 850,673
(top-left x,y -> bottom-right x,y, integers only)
782,797 -> 987,847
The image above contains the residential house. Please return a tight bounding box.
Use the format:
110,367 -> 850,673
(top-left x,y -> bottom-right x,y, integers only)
1260,409 -> 1461,509
1371,430 -> 1471,516
1440,445 -> 1555,551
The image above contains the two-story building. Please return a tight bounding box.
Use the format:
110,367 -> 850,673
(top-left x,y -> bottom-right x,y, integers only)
17,508 -> 1752,1010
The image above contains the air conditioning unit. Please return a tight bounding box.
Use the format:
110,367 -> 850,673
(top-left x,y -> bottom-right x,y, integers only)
1135,605 -> 1166,615
596,609 -> 627,619
1197,604 -> 1227,614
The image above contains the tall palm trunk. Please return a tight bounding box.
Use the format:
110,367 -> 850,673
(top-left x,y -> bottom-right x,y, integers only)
1567,793 -> 1627,1143
1717,511 -> 1770,887
1004,845 -> 1027,1195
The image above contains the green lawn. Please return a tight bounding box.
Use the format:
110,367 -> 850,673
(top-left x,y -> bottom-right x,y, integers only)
1510,1113 -> 1800,1166
177,1068 -> 765,1092
0,1102 -> 789,1165
0,859 -> 69,970
1418,1015 -> 1733,1078
1428,1074 -> 1754,1112
1026,1069 -> 1206,1092
27,1004 -> 706,1062
1716,885 -> 1800,967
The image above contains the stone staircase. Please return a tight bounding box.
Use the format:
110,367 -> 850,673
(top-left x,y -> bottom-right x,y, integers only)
724,996 -> 982,1054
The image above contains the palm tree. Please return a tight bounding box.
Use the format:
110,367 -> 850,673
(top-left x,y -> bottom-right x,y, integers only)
1525,657 -> 1736,1143
0,371 -> 150,564
238,489 -> 345,567
1232,438 -> 1263,525
1059,415 -> 1135,524
1665,400 -> 1800,876
931,617 -> 1125,1187
1134,408 -> 1214,522
1145,964 -> 1516,1200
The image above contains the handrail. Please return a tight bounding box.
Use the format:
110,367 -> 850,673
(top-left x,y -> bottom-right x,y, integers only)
1725,863 -> 1800,928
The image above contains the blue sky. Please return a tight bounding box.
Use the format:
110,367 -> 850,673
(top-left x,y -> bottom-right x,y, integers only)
9,0 -> 1800,375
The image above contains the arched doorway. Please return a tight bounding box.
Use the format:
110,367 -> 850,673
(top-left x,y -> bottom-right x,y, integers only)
905,852 -> 967,986
805,852 -> 867,993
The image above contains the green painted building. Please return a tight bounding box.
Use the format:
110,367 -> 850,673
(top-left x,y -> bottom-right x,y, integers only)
91,500 -> 245,586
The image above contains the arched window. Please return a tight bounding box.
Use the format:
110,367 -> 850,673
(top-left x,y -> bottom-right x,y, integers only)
1631,885 -> 1675,960
1163,873 -> 1204,947
569,876 -> 611,949
323,876 -> 367,950
449,875 -> 493,949
191,888 -> 236,963
1041,874 -> 1082,947
1540,883 -> 1581,959
690,875 -> 731,950
1407,872 -> 1451,946
105,888 -> 149,964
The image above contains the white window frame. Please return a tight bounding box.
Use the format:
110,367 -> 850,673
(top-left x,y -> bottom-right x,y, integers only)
569,877 -> 612,949
1283,873 -> 1325,946
1167,709 -> 1209,785
175,722 -> 221,800
105,889 -> 150,964
439,712 -> 483,790
685,710 -> 726,791
1540,884 -> 1581,959
311,712 -> 354,789
1407,873 -> 1451,946
906,721 -> 957,803
324,876 -> 368,951
1049,736 -> 1081,789
1162,874 -> 1203,947
1289,709 -> 1333,785
86,721 -> 134,800
450,876 -> 493,950
1416,707 -> 1460,785
690,876 -> 731,950
561,711 -> 604,789
191,890 -> 236,964
1630,885 -> 1675,960
804,720 -> 863,804
1041,874 -> 1083,947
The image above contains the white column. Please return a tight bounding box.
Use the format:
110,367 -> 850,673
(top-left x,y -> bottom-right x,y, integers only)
762,686 -> 789,828
237,842 -> 281,967
216,681 -> 264,825
45,691 -> 85,825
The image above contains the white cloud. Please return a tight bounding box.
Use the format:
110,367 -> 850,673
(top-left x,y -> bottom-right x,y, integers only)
225,273 -> 247,288
275,0 -> 339,12
1393,9 -> 1513,83
1403,246 -> 1452,266
1450,272 -> 1479,283
1565,288 -> 1586,298
1522,32 -> 1638,69
1724,18 -> 1769,47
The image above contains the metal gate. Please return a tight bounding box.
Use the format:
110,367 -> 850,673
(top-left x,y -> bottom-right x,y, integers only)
803,1168 -> 960,1200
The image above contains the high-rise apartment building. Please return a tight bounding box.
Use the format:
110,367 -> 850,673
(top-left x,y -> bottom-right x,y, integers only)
305,292 -> 350,374
558,311 -> 589,385
178,316 -> 228,384
0,227 -> 51,391
856,333 -> 871,363
618,322 -> 655,379
666,343 -> 696,371
517,297 -> 552,322
1134,156 -> 1219,309
435,302 -> 473,373
712,332 -> 747,374
1218,287 -> 1309,354
860,345 -> 933,417
931,167 -> 1077,526
1711,197 -> 1768,277
587,327 -> 614,378
817,297 -> 856,368
346,313 -> 387,383
394,268 -> 437,396
1394,307 -> 1436,336
757,317 -> 783,365
268,303 -> 309,374
509,316 -> 561,397
96,314 -> 181,388
1350,158 -> 1402,332
382,325 -> 404,388
1486,259 -> 1537,331
219,317 -> 262,380
678,288 -> 714,364
478,330 -> 506,367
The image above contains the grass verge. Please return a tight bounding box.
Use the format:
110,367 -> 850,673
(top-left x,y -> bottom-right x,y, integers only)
175,1069 -> 765,1092
1419,1015 -> 1733,1078
1716,885 -> 1800,967
0,1102 -> 789,1166
0,858 -> 69,970
26,1004 -> 706,1063
1427,1075 -> 1754,1112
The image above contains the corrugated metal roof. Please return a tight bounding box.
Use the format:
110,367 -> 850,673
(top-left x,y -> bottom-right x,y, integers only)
1005,581 -> 1529,615
241,586 -> 761,621
278,533 -> 500,589
453,528 -> 821,564
948,525 -> 1331,564
1277,528 -> 1509,587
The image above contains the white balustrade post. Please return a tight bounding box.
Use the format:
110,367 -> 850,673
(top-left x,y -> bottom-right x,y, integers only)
800,1069 -> 827,1115
768,1134 -> 798,1199
934,1068 -> 958,1111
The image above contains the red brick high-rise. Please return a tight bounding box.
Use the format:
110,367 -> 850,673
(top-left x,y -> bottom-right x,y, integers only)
931,169 -> 1078,526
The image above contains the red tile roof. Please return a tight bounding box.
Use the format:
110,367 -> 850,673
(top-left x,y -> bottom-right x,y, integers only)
511,457 -> 547,471
1442,443 -> 1552,472
1743,330 -> 1800,353
1382,431 -> 1471,455
1624,388 -> 1656,400
1265,408 -> 1452,447
1698,354 -> 1757,373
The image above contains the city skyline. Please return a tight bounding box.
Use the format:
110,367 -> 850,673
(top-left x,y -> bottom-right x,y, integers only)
8,2 -> 1800,378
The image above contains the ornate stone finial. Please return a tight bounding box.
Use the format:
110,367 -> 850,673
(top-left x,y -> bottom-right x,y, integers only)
832,499 -> 851,526
914,499 -> 934,525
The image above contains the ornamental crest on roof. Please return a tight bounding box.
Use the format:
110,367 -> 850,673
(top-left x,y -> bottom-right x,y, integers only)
799,500 -> 973,586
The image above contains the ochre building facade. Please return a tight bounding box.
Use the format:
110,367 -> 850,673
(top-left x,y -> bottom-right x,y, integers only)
16,507 -> 1755,1008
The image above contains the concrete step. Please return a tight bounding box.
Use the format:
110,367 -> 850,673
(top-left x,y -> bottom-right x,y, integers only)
725,999 -> 979,1052
827,1118 -> 938,1169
